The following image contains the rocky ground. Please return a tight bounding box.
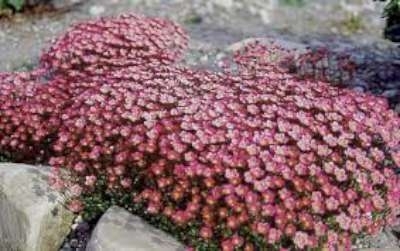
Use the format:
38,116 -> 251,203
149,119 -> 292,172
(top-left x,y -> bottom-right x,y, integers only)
0,0 -> 393,68
0,0 -> 399,250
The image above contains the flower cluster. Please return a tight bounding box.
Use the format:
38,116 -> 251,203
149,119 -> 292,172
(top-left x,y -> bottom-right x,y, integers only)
294,48 -> 357,86
0,70 -> 69,161
40,13 -> 188,79
1,14 -> 400,251
285,47 -> 357,86
226,42 -> 357,86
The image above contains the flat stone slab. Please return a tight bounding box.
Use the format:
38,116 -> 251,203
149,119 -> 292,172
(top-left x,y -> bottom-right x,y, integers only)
0,163 -> 74,251
86,206 -> 185,251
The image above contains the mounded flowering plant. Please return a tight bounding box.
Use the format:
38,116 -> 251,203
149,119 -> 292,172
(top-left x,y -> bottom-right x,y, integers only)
287,47 -> 357,86
1,14 -> 400,251
40,14 -> 188,80
0,70 -> 69,162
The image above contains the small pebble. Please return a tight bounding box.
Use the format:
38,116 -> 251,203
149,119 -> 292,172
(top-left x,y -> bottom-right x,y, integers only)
213,0 -> 233,9
71,223 -> 79,230
70,238 -> 79,248
77,222 -> 90,232
89,5 -> 105,16
74,215 -> 83,223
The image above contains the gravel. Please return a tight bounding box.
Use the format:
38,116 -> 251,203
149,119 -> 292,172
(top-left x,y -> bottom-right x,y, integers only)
60,216 -> 95,251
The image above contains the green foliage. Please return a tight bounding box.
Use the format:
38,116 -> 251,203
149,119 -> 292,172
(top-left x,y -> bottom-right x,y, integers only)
380,0 -> 400,41
341,14 -> 364,34
0,0 -> 24,11
7,0 -> 25,11
280,0 -> 306,7
184,11 -> 203,25
0,153 -> 10,162
0,0 -> 6,9
383,0 -> 400,18
0,0 -> 46,13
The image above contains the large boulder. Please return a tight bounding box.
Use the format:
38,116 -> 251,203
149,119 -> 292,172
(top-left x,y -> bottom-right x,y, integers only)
0,163 -> 74,251
86,206 -> 185,251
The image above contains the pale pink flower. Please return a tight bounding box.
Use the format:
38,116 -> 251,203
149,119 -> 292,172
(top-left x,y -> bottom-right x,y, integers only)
326,197 -> 339,211
267,228 -> 282,244
335,212 -> 351,230
293,231 -> 310,249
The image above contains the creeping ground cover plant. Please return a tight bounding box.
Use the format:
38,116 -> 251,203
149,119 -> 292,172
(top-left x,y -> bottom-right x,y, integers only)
0,14 -> 400,251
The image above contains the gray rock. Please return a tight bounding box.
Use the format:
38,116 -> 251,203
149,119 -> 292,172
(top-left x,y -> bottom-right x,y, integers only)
356,228 -> 400,251
89,5 -> 106,16
392,223 -> 400,234
0,163 -> 74,251
213,0 -> 233,9
51,0 -> 83,9
86,206 -> 185,251
226,37 -> 307,53
382,89 -> 399,98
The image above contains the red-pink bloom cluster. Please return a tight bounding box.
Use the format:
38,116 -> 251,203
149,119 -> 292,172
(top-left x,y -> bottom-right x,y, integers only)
288,47 -> 357,86
40,14 -> 188,79
0,70 -> 68,161
1,14 -> 399,250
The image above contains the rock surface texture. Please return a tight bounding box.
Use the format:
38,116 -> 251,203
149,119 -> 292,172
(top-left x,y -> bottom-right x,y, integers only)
355,228 -> 400,250
86,206 -> 185,251
0,163 -> 74,251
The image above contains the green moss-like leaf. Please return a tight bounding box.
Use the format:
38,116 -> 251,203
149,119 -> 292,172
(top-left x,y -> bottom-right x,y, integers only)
7,0 -> 25,11
280,0 -> 306,7
0,0 -> 6,9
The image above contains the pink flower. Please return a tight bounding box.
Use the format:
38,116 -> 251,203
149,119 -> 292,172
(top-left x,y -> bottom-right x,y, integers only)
221,239 -> 234,251
146,202 -> 160,214
371,171 -> 384,185
350,218 -> 363,234
73,162 -> 86,173
49,176 -> 65,191
323,134 -> 337,147
314,221 -> 327,237
293,231 -> 310,249
371,194 -> 385,210
297,135 -> 312,151
120,178 -> 132,189
255,222 -> 270,235
347,204 -> 361,217
334,167 -> 347,182
326,197 -> 339,211
68,199 -> 84,213
335,212 -> 351,230
69,184 -> 83,197
317,144 -> 332,157
327,230 -> 339,248
267,228 -> 282,244
225,168 -> 240,180
84,175 -> 97,187
370,148 -> 385,162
